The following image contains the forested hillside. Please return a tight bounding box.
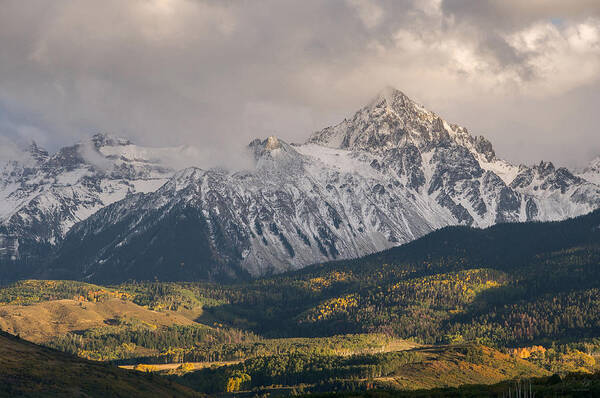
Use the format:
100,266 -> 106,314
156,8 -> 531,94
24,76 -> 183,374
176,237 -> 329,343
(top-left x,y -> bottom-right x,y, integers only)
1,210 -> 599,395
0,330 -> 199,397
172,344 -> 547,394
188,209 -> 600,347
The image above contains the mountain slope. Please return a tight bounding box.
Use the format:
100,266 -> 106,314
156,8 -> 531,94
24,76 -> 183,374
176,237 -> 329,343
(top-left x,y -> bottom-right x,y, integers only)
0,297 -> 196,344
308,88 -> 599,223
174,344 -> 548,394
0,330 -> 199,397
0,134 -> 180,265
47,141 -> 456,281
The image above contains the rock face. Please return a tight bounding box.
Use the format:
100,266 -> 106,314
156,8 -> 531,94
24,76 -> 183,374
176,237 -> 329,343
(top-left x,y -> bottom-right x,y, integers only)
1,89 -> 599,282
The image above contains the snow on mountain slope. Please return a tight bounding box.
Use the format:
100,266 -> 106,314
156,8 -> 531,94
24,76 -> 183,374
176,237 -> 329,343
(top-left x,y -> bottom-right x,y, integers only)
510,161 -> 600,221
309,88 -> 600,225
2,88 -> 600,282
51,137 -> 456,281
0,134 -> 178,260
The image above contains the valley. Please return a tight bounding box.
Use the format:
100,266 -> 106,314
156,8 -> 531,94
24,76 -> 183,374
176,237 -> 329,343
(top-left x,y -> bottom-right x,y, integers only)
0,210 -> 599,395
2,1 -> 599,396
0,89 -> 598,397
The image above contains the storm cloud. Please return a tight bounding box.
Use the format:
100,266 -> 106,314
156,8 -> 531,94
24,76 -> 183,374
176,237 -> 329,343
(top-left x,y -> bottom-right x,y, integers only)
0,0 -> 599,168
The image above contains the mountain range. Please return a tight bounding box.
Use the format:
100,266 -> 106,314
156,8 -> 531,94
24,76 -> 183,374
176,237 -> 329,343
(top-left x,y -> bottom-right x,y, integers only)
1,88 -> 599,282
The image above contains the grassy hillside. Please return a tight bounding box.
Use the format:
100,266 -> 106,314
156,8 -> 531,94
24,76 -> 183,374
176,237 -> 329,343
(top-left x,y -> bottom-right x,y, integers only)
0,330 -> 199,398
0,298 -> 196,343
0,282 -> 415,365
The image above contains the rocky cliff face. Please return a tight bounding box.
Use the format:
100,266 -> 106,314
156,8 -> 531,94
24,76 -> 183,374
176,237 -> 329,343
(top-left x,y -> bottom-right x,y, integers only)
2,89 -> 599,282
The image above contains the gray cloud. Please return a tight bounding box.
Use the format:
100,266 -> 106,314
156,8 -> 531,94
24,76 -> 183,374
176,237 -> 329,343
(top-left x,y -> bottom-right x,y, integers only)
0,0 -> 599,169
442,0 -> 600,29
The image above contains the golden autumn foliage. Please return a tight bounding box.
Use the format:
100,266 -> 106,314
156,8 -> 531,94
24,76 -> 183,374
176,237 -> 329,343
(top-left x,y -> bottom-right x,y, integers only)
307,294 -> 359,321
178,363 -> 195,372
510,345 -> 546,359
389,269 -> 504,301
0,280 -> 132,306
133,364 -> 158,372
225,372 -> 251,392
305,271 -> 351,291
74,289 -> 132,303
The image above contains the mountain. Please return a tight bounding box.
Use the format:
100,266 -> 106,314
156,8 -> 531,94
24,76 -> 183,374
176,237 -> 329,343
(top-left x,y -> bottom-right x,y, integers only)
2,88 -> 600,282
308,88 -> 599,222
0,134 -> 187,267
0,330 -> 199,397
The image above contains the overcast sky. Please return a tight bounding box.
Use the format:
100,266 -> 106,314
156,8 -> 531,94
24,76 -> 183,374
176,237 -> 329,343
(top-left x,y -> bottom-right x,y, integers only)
1,0 -> 599,169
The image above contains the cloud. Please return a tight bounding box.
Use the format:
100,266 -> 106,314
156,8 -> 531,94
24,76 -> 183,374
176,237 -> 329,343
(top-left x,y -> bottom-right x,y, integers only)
77,141 -> 113,171
158,144 -> 256,172
0,0 -> 599,169
0,136 -> 34,166
505,20 -> 600,94
442,0 -> 600,29
346,0 -> 384,29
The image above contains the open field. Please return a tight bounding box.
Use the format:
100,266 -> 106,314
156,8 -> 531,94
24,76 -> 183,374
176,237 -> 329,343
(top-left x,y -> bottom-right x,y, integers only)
0,297 -> 195,343
120,360 -> 242,372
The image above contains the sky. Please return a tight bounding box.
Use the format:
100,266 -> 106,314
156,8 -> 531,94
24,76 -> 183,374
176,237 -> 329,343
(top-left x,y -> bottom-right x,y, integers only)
0,0 -> 599,169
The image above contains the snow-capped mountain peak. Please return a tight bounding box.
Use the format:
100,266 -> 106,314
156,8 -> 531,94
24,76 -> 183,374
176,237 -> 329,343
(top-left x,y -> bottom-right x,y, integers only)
308,87 -> 497,163
248,136 -> 305,175
368,86 -> 423,113
249,136 -> 290,159
309,87 -> 437,151
265,136 -> 281,151
0,135 -> 180,262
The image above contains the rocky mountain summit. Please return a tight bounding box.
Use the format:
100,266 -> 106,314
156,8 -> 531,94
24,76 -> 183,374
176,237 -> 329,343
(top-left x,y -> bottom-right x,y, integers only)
1,88 -> 599,282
